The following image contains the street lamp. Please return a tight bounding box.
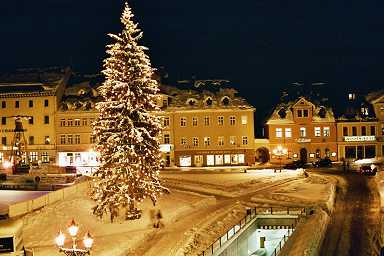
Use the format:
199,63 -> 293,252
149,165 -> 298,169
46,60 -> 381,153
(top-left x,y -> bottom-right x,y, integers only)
55,219 -> 94,256
272,145 -> 287,173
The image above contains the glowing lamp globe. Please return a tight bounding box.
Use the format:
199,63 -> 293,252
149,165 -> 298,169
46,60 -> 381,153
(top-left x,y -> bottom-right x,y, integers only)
83,232 -> 94,249
68,219 -> 79,237
55,231 -> 65,247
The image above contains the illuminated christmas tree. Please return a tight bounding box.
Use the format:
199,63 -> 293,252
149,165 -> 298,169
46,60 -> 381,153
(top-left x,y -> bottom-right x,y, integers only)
91,2 -> 166,221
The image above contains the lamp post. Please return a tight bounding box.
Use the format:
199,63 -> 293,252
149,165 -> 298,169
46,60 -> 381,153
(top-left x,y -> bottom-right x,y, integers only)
55,219 -> 94,256
273,145 -> 287,173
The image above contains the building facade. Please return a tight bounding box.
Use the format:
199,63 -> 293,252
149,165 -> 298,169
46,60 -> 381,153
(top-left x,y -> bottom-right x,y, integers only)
159,86 -> 256,167
266,97 -> 338,163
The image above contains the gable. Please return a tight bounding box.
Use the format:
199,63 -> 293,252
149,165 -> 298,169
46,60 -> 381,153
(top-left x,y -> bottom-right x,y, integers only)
292,97 -> 315,108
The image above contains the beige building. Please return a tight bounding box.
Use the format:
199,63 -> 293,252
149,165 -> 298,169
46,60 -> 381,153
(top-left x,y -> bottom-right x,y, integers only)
159,85 -> 256,167
0,68 -> 70,166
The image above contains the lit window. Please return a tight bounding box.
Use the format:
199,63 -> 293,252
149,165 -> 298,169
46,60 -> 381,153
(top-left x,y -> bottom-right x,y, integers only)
242,136 -> 248,145
218,116 -> 224,125
192,117 -> 198,126
276,128 -> 283,138
224,154 -> 231,164
300,127 -> 306,137
204,116 -> 210,126
42,152 -> 49,163
181,137 -> 187,145
218,136 -> 224,146
241,116 -> 247,125
229,136 -> 236,145
238,154 -> 245,164
207,155 -> 215,166
30,152 -> 38,162
193,137 -> 199,146
285,128 -> 292,138
163,117 -> 170,127
229,116 -> 236,125
204,137 -> 210,146
324,127 -> 330,137
45,136 -> 50,145
180,117 -> 187,127
315,127 -> 321,137
179,156 -> 191,167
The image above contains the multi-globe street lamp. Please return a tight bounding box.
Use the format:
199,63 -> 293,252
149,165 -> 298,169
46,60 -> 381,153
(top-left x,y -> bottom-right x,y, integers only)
55,219 -> 94,256
272,145 -> 288,173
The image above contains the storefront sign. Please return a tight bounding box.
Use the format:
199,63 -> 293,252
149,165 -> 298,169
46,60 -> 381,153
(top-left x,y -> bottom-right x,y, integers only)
344,136 -> 376,142
296,138 -> 311,143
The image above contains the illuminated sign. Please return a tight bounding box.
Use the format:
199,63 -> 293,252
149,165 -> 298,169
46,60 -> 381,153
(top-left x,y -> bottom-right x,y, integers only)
296,138 -> 311,143
344,136 -> 376,142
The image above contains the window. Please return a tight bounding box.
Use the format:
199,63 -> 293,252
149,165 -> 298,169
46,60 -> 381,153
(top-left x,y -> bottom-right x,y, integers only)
29,117 -> 34,125
162,98 -> 168,107
207,155 -> 215,165
323,127 -> 330,137
74,119 -> 80,126
74,135 -> 80,144
352,126 -> 357,136
297,110 -> 303,117
193,137 -> 199,146
67,135 -> 73,144
90,135 -> 96,144
242,136 -> 248,145
44,116 -> 49,124
29,136 -> 34,145
60,135 -> 66,144
218,116 -> 224,126
1,101 -> 5,108
29,100 -> 33,107
180,117 -> 187,127
181,137 -> 187,145
348,93 -> 356,100
15,101 -> 19,108
2,117 -> 6,125
1,137 -> 6,145
82,119 -> 87,126
42,152 -> 49,163
285,128 -> 292,138
192,117 -> 198,126
303,109 -> 308,117
300,127 -> 306,137
30,152 -> 38,162
315,149 -> 321,158
361,126 -> 366,136
60,119 -> 66,127
218,136 -> 224,146
229,116 -> 236,125
45,136 -> 50,145
67,119 -> 73,126
370,126 -> 376,136
44,99 -> 49,107
343,127 -> 348,136
315,127 -> 321,137
204,116 -> 210,126
204,137 -> 210,146
205,97 -> 213,106
241,116 -> 247,125
163,117 -> 170,127
222,97 -> 230,106
164,134 -> 170,144
229,136 -> 236,145
275,128 -> 283,138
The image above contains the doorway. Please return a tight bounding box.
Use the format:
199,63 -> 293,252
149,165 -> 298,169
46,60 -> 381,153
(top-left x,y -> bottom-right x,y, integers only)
300,148 -> 307,163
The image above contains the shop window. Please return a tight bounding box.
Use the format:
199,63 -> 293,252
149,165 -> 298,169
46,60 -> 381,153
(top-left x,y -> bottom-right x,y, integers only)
238,154 -> 245,164
207,155 -> 215,166
231,154 -> 239,164
215,155 -> 224,165
345,146 -> 356,159
325,148 -> 331,158
365,145 -> 376,158
224,154 -> 231,164
194,155 -> 203,166
357,146 -> 364,159
180,156 -> 191,167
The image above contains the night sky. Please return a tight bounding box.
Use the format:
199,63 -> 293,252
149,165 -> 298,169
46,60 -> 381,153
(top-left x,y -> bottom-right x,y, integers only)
1,1 -> 384,132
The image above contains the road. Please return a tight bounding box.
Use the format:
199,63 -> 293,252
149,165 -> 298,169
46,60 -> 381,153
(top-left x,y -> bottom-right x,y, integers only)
314,170 -> 381,256
0,190 -> 48,215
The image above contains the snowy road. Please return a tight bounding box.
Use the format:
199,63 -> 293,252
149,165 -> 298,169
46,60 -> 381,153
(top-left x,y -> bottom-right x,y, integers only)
317,172 -> 381,256
0,190 -> 48,214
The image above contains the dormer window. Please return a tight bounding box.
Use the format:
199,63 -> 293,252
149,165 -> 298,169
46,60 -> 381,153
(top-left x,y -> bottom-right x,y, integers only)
205,97 -> 213,106
277,108 -> 286,119
187,98 -> 197,106
361,107 -> 369,116
318,107 -> 326,118
221,96 -> 230,106
303,109 -> 308,117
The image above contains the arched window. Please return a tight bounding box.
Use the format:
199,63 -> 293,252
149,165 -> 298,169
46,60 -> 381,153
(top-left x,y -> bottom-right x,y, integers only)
221,96 -> 230,106
205,97 -> 213,106
187,98 -> 197,106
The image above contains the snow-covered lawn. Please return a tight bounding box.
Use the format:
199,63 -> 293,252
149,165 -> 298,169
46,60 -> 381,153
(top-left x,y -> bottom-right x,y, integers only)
22,169 -> 337,256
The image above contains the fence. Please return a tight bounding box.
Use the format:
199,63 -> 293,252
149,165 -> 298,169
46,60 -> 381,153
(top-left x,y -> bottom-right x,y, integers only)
7,181 -> 90,218
270,219 -> 300,256
201,206 -> 305,256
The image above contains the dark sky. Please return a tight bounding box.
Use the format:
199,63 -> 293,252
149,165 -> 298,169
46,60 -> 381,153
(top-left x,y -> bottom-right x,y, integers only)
1,1 -> 384,131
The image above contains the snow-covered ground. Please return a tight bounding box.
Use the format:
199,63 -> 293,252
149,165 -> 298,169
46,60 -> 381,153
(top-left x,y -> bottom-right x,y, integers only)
21,168 -> 337,256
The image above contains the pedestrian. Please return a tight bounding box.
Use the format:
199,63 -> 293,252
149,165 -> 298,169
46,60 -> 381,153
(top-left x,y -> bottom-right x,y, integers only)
155,209 -> 163,228
149,209 -> 156,228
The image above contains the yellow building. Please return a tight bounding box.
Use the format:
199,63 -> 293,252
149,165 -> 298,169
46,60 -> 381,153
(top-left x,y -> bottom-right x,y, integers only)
159,85 -> 256,167
0,68 -> 70,166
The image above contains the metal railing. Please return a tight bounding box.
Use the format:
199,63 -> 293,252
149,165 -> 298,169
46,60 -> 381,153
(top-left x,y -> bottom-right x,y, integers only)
270,220 -> 300,256
200,207 -> 305,256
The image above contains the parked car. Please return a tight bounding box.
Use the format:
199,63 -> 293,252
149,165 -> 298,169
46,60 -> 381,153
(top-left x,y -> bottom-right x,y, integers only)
312,158 -> 332,168
284,160 -> 305,169
360,165 -> 377,176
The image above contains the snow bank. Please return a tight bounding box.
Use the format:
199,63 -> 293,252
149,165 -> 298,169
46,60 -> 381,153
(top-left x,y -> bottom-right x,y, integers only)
278,209 -> 330,256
